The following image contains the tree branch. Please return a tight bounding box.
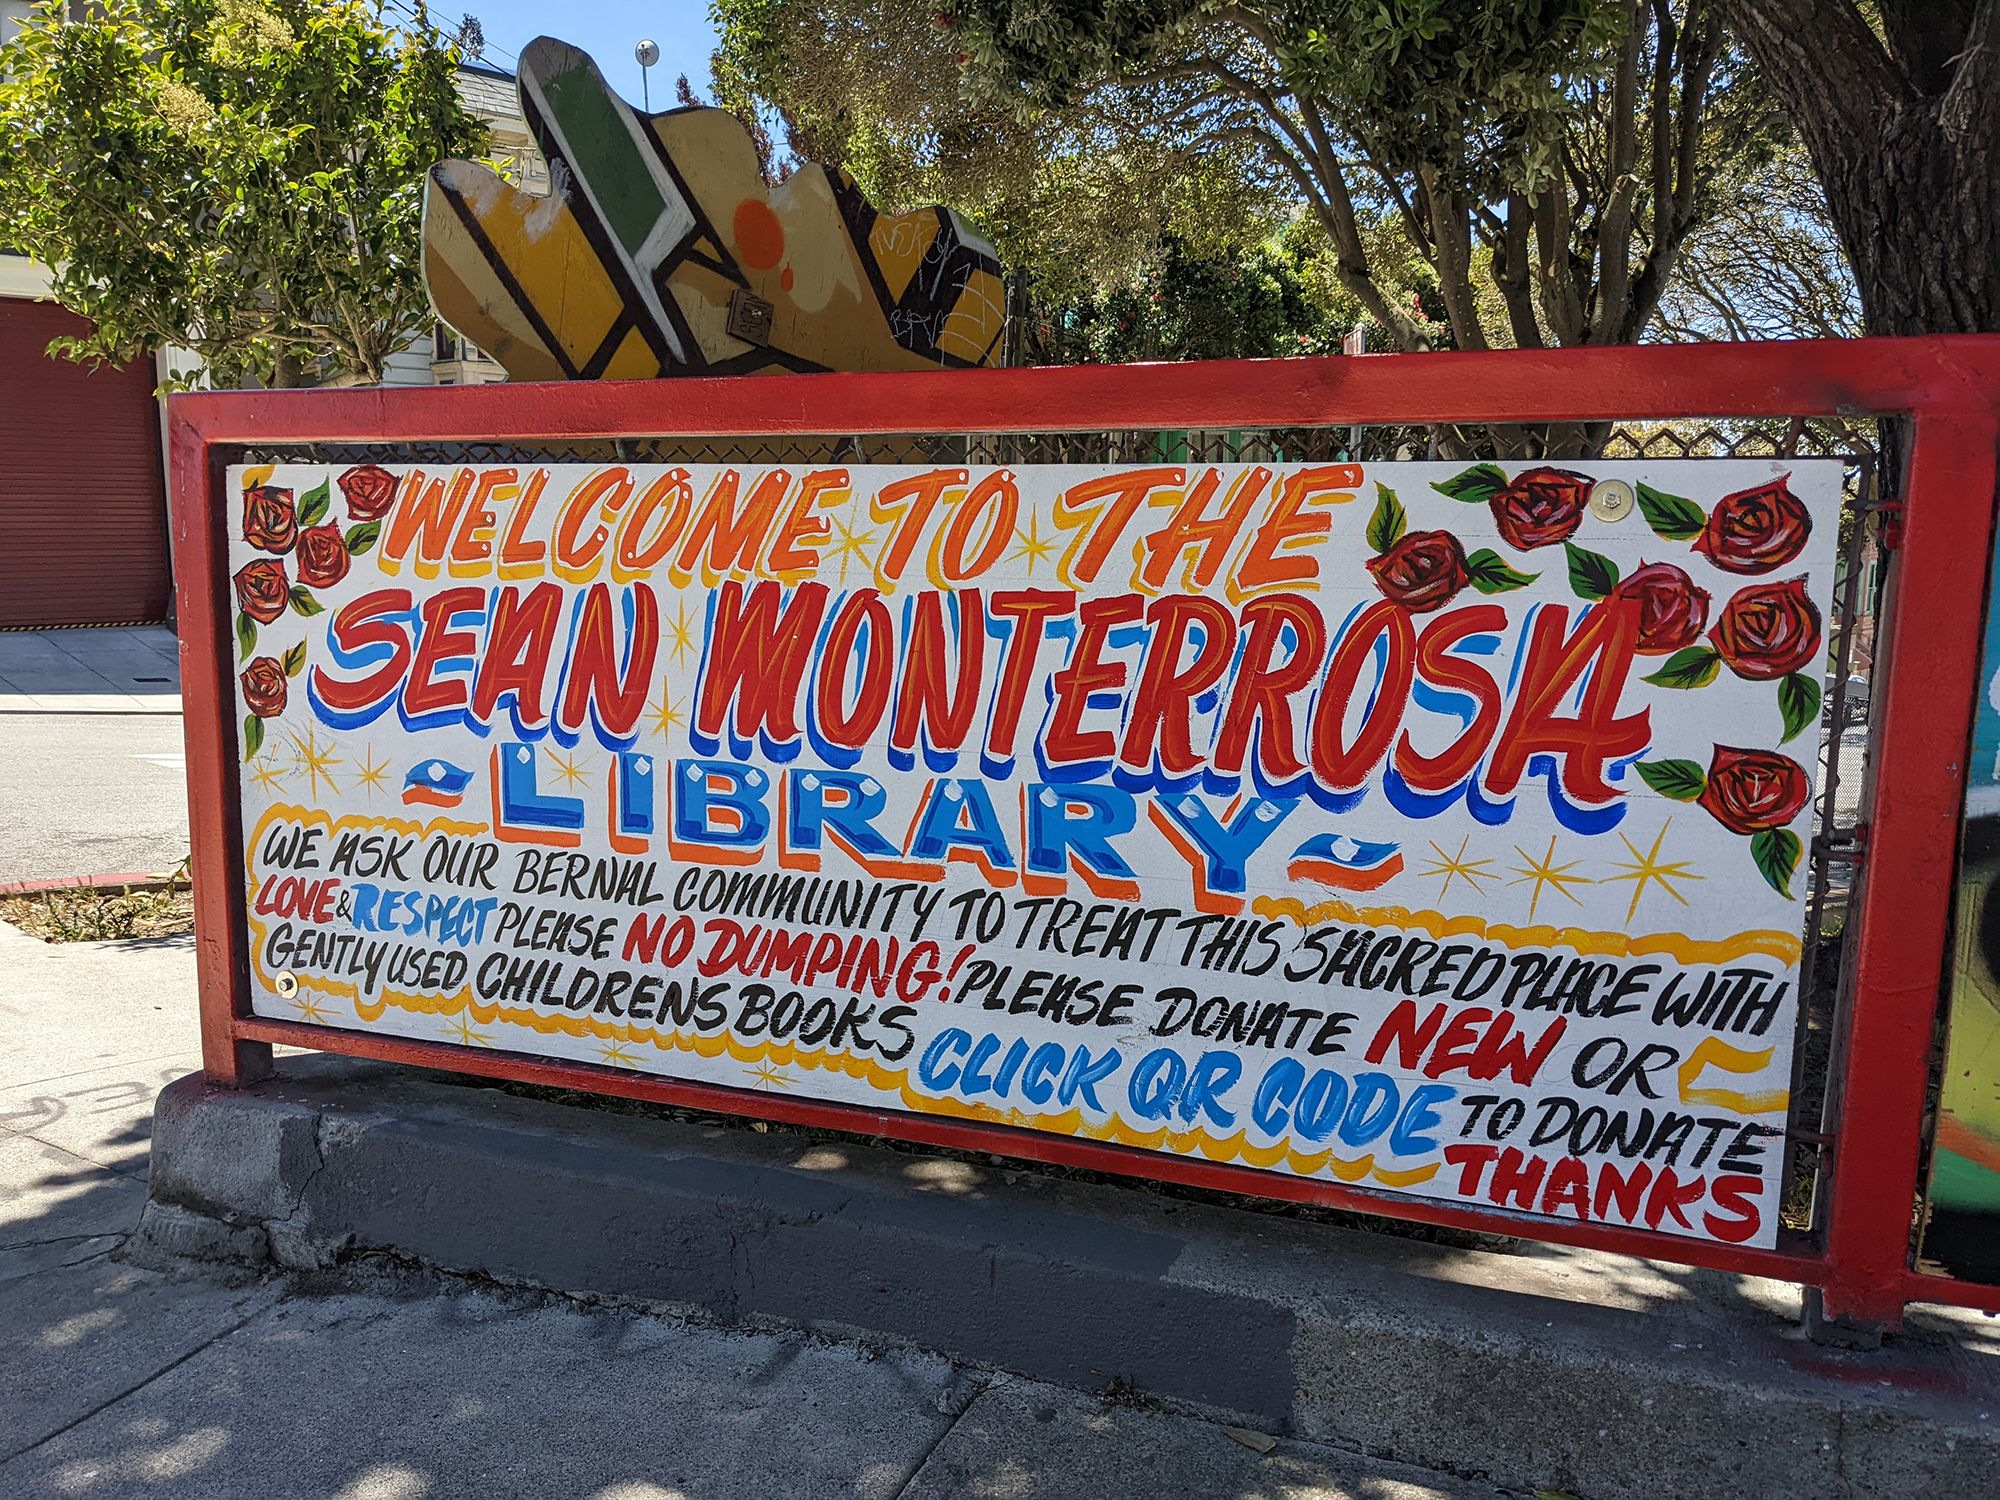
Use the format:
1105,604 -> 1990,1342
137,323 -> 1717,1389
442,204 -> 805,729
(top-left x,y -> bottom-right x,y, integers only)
1723,1 -> 1909,152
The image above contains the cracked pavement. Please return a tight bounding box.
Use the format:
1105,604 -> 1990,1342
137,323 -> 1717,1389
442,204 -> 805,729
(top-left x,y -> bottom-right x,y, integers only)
0,919 -> 1510,1498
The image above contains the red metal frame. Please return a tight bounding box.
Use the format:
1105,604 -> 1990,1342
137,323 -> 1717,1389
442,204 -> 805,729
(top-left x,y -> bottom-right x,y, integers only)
169,336 -> 2000,1331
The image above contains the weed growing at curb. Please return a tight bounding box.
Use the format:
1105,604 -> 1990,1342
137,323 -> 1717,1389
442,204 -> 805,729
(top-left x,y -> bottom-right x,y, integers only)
1,881 -> 195,942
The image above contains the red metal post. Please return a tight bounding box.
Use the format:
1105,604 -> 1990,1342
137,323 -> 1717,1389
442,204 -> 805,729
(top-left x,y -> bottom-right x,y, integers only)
1815,402 -> 2000,1330
168,412 -> 271,1086
165,337 -> 2000,1309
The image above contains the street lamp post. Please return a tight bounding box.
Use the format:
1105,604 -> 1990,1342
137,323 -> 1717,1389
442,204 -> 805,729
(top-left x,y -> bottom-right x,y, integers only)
635,39 -> 659,112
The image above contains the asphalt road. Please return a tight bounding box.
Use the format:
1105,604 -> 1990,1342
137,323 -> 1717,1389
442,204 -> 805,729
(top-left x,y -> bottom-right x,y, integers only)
0,714 -> 190,883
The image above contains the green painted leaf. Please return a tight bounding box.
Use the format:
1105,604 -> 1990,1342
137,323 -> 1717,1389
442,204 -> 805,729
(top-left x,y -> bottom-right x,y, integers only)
1564,542 -> 1621,600
1431,463 -> 1508,504
1751,826 -> 1802,899
344,520 -> 381,555
1641,647 -> 1721,690
1778,672 -> 1821,744
243,713 -> 264,761
235,611 -> 256,659
1635,482 -> 1706,541
297,478 -> 331,527
1464,548 -> 1538,594
282,641 -> 308,678
1634,758 -> 1707,801
1366,482 -> 1406,553
287,585 -> 324,617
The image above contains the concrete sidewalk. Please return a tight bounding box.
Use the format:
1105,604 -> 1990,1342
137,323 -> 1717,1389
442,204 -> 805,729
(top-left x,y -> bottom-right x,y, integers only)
0,627 -> 182,715
0,921 -> 1507,1499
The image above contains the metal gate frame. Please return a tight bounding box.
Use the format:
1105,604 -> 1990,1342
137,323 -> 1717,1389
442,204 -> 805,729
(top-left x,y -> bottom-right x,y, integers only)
167,335 -> 2000,1332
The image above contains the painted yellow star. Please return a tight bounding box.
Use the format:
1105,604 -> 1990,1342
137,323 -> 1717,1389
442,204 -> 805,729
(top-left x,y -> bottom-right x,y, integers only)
352,746 -> 391,802
1009,510 -> 1057,575
745,1060 -> 793,1091
1601,819 -> 1703,922
287,725 -> 343,799
442,1014 -> 494,1048
1416,834 -> 1497,903
597,1039 -> 639,1069
646,690 -> 687,740
293,993 -> 333,1025
546,745 -> 593,789
666,598 -> 698,667
827,510 -> 879,586
1509,835 -> 1593,921
247,754 -> 290,795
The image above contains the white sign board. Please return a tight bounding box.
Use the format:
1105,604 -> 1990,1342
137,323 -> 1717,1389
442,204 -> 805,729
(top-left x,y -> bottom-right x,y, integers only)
228,456 -> 1839,1246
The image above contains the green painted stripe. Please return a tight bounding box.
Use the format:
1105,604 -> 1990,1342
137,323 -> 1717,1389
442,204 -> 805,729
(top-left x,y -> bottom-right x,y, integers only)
541,60 -> 667,259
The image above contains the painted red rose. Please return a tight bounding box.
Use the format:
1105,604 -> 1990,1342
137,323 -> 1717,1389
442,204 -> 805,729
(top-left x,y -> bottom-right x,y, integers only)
1366,530 -> 1469,612
337,464 -> 398,521
240,656 -> 287,719
233,558 -> 290,624
1693,475 -> 1811,574
1698,745 -> 1810,834
1491,467 -> 1592,550
295,524 -> 350,589
1709,576 -> 1821,680
242,485 -> 297,553
1613,562 -> 1711,655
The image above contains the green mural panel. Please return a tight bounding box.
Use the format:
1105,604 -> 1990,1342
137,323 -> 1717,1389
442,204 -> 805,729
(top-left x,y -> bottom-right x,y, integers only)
1923,539 -> 2000,1279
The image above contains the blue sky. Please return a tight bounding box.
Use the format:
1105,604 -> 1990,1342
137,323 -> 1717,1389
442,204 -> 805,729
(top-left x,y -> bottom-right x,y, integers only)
453,1 -> 720,108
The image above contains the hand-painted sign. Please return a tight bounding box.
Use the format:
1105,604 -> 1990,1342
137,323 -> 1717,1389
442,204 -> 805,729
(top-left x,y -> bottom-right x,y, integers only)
228,457 -> 1840,1247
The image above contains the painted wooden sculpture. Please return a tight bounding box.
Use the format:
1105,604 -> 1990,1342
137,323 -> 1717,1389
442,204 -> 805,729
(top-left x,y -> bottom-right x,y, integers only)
423,37 -> 1008,380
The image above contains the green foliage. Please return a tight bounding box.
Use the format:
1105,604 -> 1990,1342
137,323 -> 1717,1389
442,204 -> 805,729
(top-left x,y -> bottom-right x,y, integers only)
710,0 -> 1279,307
0,0 -> 486,388
1017,225 -> 1395,366
715,0 -> 1845,379
948,0 -> 1617,199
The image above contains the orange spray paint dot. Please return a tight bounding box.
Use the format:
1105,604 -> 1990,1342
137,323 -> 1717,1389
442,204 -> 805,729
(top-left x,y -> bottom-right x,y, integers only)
732,199 -> 785,270
780,265 -> 794,292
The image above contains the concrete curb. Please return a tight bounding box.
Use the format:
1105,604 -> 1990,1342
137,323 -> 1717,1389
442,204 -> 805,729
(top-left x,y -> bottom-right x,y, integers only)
137,1055 -> 2000,1500
0,872 -> 186,897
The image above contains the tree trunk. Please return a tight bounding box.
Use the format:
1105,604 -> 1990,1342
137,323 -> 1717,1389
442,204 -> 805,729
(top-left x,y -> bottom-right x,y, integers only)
1727,0 -> 2000,337
1826,111 -> 2000,336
